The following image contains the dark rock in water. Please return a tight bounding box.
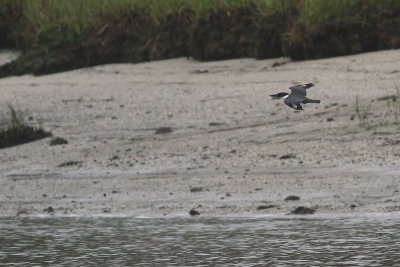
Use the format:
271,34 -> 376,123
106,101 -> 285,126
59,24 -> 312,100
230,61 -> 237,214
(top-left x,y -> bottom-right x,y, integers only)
285,195 -> 300,201
256,205 -> 277,210
279,154 -> 296,159
189,208 -> 200,216
327,117 -> 335,122
43,206 -> 54,213
50,137 -> 68,146
155,127 -> 173,134
190,187 -> 203,193
290,206 -> 315,215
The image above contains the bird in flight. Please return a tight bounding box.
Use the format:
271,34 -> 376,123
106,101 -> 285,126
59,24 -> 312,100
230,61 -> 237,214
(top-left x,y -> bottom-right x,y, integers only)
270,83 -> 320,110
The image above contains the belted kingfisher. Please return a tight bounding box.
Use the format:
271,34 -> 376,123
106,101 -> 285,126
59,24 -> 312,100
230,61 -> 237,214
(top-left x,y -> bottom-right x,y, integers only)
270,83 -> 320,110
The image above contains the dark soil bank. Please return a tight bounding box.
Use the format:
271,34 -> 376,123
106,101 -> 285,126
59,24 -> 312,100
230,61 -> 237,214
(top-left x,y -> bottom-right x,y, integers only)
0,0 -> 399,76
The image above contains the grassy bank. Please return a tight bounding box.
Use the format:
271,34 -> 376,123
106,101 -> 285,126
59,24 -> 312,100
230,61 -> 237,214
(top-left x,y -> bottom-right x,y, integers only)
0,0 -> 399,76
0,104 -> 51,149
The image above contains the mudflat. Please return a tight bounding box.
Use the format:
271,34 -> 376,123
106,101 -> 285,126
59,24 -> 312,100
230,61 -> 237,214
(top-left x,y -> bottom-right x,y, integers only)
1,50 -> 399,217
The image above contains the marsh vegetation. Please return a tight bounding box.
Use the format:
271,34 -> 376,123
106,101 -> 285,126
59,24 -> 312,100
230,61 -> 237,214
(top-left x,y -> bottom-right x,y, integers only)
0,104 -> 51,149
0,0 -> 399,76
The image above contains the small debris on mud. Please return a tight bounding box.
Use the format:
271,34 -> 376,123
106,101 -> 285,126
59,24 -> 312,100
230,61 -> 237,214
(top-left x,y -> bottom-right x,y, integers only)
189,208 -> 200,216
155,127 -> 173,134
16,209 -> 29,216
209,122 -> 225,126
43,206 -> 54,213
290,206 -> 315,215
285,195 -> 300,201
279,154 -> 296,159
377,95 -> 397,101
256,205 -> 277,210
272,61 -> 287,68
190,187 -> 203,193
109,155 -> 119,161
192,69 -> 209,74
50,137 -> 68,146
57,161 -> 83,167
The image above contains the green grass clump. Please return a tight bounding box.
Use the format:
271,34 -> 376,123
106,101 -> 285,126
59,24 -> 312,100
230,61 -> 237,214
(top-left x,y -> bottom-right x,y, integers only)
0,0 -> 399,76
0,104 -> 52,149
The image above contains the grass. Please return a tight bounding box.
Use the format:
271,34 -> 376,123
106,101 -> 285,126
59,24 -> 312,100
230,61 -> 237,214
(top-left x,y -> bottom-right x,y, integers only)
0,0 -> 400,76
354,86 -> 400,131
0,104 -> 52,149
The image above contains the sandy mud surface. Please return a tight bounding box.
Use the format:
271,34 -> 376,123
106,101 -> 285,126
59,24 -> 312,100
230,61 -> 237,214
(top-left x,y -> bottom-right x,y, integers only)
1,50 -> 400,217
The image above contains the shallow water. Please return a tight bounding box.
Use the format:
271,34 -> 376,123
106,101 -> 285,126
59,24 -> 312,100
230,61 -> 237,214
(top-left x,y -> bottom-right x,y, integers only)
1,215 -> 400,266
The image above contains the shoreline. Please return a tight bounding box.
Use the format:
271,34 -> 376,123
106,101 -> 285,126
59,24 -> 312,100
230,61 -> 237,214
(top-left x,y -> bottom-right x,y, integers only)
1,49 -> 400,217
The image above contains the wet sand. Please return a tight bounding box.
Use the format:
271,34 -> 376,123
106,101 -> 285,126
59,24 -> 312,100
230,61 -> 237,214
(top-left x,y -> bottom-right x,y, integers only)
1,50 -> 400,217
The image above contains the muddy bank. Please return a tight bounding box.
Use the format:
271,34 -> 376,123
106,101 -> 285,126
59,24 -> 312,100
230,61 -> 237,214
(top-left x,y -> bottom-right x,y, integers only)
0,49 -> 400,217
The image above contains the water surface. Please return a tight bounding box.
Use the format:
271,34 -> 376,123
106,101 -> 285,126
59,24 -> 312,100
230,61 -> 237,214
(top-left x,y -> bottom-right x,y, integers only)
1,214 -> 399,266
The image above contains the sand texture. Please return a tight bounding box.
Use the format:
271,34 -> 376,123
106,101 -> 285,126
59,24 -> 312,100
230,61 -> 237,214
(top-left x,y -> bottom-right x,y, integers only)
1,50 -> 400,217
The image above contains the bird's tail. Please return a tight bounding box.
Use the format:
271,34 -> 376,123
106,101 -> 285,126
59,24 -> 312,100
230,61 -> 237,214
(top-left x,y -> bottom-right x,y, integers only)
303,98 -> 320,104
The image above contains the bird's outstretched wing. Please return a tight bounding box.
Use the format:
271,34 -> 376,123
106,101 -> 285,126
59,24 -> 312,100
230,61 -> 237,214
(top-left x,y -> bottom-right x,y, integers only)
288,83 -> 314,97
